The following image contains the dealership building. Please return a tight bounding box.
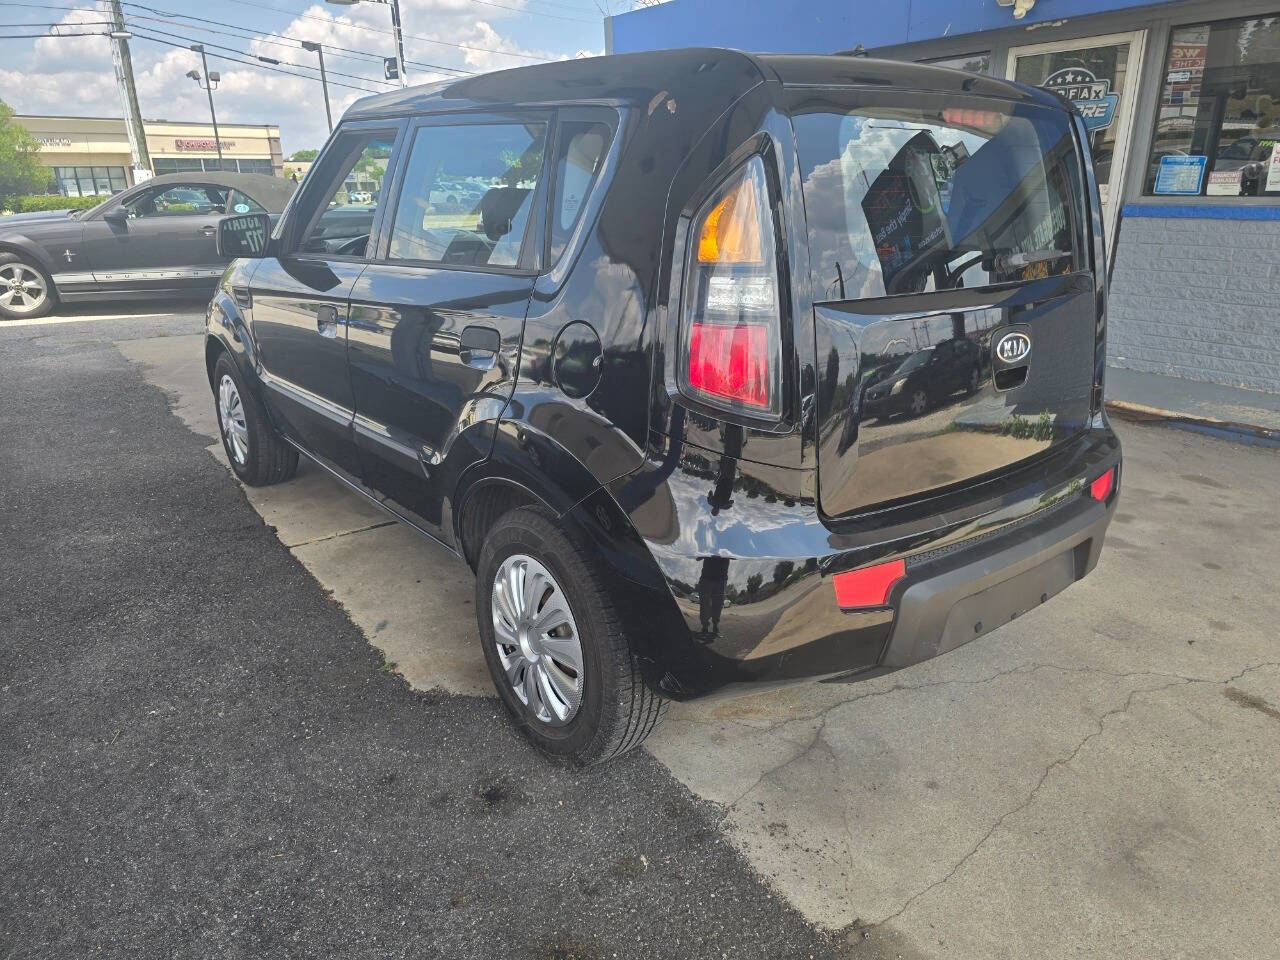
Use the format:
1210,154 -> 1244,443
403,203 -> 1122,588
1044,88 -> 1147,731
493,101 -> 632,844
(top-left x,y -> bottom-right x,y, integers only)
609,0 -> 1280,400
17,115 -> 284,196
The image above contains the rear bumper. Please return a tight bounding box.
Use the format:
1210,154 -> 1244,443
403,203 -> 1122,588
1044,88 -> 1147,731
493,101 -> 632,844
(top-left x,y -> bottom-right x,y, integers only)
880,495 -> 1109,670
614,425 -> 1120,701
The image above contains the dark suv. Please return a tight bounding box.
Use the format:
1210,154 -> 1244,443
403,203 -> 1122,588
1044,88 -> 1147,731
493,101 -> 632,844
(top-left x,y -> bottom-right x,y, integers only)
204,49 -> 1121,765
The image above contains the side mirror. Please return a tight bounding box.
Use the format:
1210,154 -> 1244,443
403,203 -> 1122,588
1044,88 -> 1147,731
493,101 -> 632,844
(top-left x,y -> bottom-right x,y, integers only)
102,206 -> 128,225
217,213 -> 272,259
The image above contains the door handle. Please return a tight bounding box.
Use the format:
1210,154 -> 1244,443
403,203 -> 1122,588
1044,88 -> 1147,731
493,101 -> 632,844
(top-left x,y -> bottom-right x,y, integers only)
459,325 -> 501,370
316,304 -> 343,339
200,224 -> 217,236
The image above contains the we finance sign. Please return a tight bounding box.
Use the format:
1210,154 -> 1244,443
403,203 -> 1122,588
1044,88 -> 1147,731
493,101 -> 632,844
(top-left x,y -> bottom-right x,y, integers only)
1043,67 -> 1118,131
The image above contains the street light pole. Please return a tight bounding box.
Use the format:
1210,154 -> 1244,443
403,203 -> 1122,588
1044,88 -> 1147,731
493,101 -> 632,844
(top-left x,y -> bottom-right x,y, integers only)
325,0 -> 406,88
301,41 -> 333,132
188,44 -> 224,171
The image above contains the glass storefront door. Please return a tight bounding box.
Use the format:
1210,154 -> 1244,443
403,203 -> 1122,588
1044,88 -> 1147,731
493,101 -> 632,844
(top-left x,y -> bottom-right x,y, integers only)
1007,32 -> 1146,243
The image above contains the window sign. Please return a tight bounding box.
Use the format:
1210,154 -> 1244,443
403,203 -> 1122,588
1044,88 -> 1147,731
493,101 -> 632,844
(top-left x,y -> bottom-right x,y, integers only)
1153,154 -> 1207,195
1145,16 -> 1280,199
1043,67 -> 1119,131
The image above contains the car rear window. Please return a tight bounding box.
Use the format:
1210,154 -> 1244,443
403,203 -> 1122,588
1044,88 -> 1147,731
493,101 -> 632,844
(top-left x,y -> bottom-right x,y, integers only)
790,97 -> 1089,299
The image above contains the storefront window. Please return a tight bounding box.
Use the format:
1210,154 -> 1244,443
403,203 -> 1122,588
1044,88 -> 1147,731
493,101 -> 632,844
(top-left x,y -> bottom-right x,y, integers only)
1013,41 -> 1134,211
924,52 -> 992,74
1146,15 -> 1280,198
52,165 -> 128,197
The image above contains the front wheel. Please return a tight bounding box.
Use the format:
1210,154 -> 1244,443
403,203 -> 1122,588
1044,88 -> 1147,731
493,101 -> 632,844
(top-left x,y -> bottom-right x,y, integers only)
908,387 -> 930,417
476,507 -> 667,766
0,253 -> 55,320
212,352 -> 298,486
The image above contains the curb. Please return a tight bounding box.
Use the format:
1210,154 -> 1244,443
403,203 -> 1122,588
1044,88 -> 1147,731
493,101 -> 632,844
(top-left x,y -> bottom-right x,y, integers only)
1106,399 -> 1280,447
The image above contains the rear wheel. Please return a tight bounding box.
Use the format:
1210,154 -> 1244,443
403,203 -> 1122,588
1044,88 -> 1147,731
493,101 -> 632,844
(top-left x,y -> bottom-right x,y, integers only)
212,352 -> 298,486
0,253 -> 55,320
476,507 -> 667,766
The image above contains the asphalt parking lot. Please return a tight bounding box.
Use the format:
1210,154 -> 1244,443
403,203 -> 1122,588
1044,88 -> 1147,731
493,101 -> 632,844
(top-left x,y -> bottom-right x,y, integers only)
4,306 -> 1280,960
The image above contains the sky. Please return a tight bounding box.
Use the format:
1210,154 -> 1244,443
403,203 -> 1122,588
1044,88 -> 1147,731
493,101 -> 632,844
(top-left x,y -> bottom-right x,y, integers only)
0,0 -> 613,155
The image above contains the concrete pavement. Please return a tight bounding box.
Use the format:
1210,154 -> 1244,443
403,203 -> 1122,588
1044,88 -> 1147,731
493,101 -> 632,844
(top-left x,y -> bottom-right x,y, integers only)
120,331 -> 1280,960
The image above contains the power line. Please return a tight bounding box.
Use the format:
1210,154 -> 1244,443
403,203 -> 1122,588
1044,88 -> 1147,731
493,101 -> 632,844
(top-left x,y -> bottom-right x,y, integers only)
208,0 -> 551,62
129,29 -> 389,94
120,3 -> 473,76
128,22 -> 404,87
0,0 -> 550,66
0,29 -> 106,36
465,0 -> 598,25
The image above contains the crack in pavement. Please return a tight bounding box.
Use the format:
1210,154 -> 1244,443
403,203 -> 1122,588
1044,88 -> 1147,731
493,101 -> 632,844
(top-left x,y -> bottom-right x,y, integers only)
865,660 -> 1280,929
285,519 -> 398,549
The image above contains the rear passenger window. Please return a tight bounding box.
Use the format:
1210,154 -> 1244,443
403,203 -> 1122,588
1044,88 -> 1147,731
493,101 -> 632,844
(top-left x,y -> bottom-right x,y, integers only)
388,123 -> 547,268
548,121 -> 610,262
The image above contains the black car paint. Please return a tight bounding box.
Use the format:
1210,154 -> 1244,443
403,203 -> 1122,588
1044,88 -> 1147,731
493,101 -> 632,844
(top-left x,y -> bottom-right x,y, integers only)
0,173 -> 293,304
206,48 -> 1121,701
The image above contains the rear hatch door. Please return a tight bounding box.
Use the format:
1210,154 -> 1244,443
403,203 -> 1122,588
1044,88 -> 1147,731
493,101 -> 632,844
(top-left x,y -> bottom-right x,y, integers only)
789,89 -> 1097,518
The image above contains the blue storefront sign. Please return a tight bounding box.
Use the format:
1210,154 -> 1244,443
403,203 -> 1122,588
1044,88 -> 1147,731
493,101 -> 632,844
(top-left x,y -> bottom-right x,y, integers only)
1153,154 -> 1208,195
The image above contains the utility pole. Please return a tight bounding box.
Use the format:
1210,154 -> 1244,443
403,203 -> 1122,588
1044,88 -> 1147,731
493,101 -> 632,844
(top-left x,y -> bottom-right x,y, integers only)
104,0 -> 151,183
325,0 -> 406,88
301,42 -> 333,132
388,0 -> 407,88
188,45 -> 224,170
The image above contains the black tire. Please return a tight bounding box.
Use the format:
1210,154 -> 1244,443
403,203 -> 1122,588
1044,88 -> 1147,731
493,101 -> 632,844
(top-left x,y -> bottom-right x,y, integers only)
212,351 -> 298,486
0,252 -> 56,321
476,507 -> 667,766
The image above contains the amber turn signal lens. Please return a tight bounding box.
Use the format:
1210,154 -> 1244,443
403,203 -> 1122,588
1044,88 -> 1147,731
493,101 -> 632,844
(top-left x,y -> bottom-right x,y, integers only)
697,174 -> 764,264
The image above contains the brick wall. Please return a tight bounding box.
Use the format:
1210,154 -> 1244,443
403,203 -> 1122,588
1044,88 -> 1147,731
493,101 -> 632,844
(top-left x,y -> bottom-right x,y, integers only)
1107,211 -> 1280,395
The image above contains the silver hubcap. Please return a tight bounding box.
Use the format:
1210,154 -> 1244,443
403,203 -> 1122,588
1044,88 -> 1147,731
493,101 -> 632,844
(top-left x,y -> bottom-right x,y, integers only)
491,554 -> 584,726
911,390 -> 927,414
217,374 -> 249,465
0,264 -> 47,315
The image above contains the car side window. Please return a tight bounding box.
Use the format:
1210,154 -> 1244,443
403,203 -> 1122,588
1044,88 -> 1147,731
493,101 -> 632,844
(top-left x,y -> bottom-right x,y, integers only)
548,121 -> 610,263
387,121 -> 547,268
294,131 -> 395,257
124,184 -> 228,219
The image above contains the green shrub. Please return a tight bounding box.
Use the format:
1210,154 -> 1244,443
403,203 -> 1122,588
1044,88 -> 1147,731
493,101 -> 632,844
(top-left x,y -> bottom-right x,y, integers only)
1,194 -> 101,214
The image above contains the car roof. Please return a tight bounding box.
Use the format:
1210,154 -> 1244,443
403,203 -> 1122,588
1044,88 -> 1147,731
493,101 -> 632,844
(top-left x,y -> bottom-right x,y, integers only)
142,171 -> 296,212
343,47 -> 1061,119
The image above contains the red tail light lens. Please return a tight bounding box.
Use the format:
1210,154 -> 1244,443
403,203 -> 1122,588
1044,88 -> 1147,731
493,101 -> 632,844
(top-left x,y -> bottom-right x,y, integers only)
833,559 -> 906,610
1090,467 -> 1115,502
680,155 -> 782,417
688,321 -> 771,410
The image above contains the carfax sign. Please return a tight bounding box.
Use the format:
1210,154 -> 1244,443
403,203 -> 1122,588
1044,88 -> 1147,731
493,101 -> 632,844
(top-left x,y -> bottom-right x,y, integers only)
1043,67 -> 1119,131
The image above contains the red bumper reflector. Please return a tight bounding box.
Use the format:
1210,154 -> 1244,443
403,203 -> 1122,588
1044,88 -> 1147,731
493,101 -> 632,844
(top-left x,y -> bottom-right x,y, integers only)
833,559 -> 906,610
1090,467 -> 1115,502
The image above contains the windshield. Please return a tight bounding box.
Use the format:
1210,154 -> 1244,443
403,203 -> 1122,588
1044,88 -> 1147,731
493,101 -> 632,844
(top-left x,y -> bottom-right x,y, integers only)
893,349 -> 934,375
791,95 -> 1089,299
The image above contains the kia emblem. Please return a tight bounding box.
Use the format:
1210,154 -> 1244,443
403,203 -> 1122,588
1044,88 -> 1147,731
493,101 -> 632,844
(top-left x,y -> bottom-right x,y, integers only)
995,331 -> 1031,365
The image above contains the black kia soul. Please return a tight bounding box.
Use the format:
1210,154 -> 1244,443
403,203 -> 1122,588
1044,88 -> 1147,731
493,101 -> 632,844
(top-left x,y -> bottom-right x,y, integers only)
205,49 -> 1121,765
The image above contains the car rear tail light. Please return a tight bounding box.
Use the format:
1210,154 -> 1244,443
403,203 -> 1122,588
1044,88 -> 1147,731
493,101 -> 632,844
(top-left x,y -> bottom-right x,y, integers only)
680,155 -> 782,416
1090,467 -> 1115,502
833,558 -> 906,610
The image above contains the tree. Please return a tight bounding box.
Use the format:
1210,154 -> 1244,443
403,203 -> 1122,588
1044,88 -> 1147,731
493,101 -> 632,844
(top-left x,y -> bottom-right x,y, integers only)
289,149 -> 319,161
0,99 -> 47,199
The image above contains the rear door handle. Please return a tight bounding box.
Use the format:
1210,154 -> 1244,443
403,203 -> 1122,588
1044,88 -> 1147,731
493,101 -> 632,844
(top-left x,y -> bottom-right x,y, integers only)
316,304 -> 343,339
459,325 -> 501,370
200,224 -> 217,236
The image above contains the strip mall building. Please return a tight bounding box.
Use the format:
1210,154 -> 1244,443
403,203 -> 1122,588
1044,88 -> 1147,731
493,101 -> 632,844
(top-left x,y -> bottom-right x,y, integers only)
609,0 -> 1280,398
17,115 -> 283,196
